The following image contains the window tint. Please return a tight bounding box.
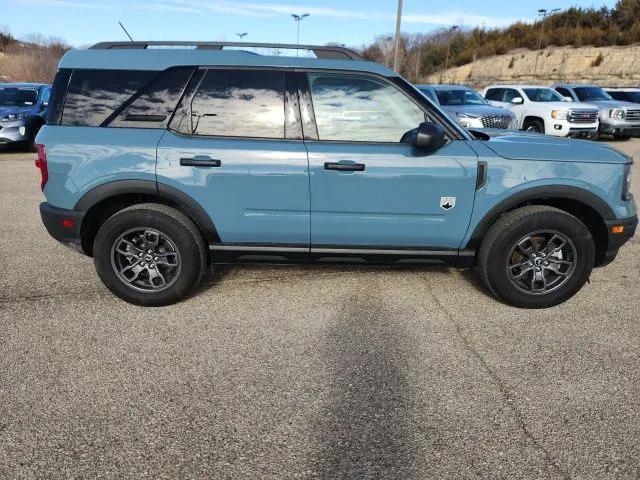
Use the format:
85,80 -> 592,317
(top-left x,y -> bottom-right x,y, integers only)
46,68 -> 72,125
484,88 -> 504,101
608,91 -> 628,101
109,68 -> 194,128
174,69 -> 286,138
522,88 -> 564,102
555,87 -> 572,98
574,87 -> 612,102
0,87 -> 38,106
307,73 -> 425,142
418,88 -> 437,102
436,89 -> 487,106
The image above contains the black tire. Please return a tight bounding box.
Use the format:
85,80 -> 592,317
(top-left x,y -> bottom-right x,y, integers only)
613,134 -> 631,141
93,203 -> 207,306
477,206 -> 595,308
523,119 -> 545,134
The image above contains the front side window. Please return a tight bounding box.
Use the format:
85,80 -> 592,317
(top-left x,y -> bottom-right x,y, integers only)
307,73 -> 425,142
555,87 -> 572,99
435,89 -> 487,106
574,87 -> 612,102
0,87 -> 38,107
173,69 -> 286,138
522,88 -> 564,102
503,89 -> 521,102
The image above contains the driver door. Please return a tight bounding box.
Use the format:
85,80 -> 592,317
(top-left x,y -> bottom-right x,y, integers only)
300,72 -> 478,255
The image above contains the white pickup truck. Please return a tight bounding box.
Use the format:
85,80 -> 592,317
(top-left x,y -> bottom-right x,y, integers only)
481,85 -> 599,139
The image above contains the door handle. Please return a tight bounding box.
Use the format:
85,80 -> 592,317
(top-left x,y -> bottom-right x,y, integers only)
180,157 -> 222,168
324,162 -> 365,172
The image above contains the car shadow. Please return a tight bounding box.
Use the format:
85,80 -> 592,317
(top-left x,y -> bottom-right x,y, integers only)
310,290 -> 419,479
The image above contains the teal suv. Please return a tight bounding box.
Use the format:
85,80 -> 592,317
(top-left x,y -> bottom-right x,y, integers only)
36,42 -> 637,308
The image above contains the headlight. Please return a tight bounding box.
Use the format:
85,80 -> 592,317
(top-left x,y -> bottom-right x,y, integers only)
455,112 -> 479,119
622,163 -> 632,200
0,112 -> 28,122
610,108 -> 625,119
551,110 -> 568,120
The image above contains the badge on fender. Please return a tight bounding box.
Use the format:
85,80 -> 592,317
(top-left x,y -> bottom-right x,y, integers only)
440,197 -> 456,210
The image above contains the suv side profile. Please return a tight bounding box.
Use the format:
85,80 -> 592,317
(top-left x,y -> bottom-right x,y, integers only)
482,85 -> 599,139
0,83 -> 51,149
37,42 -> 637,308
553,83 -> 640,140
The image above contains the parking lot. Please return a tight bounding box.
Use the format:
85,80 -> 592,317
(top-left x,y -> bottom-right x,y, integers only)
0,139 -> 638,479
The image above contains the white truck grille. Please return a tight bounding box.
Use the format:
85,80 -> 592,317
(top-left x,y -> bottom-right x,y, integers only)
568,110 -> 598,123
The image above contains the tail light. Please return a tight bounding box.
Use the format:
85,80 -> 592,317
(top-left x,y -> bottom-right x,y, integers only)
35,144 -> 48,191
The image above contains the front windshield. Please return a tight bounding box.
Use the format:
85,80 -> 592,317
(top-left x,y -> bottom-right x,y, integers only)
574,87 -> 612,102
522,88 -> 564,102
435,89 -> 487,106
0,87 -> 38,107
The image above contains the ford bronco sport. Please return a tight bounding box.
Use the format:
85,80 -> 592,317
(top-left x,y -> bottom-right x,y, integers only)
37,42 -> 637,308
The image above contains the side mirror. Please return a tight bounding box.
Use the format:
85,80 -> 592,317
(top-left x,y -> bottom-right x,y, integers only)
412,122 -> 447,152
511,97 -> 524,104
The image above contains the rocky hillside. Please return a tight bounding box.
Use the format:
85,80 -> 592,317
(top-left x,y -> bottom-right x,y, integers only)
424,45 -> 640,89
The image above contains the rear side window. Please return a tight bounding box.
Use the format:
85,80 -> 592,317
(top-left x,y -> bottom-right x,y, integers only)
60,68 -> 193,128
47,69 -> 72,125
484,88 -> 504,101
171,69 -> 286,138
62,70 -> 157,126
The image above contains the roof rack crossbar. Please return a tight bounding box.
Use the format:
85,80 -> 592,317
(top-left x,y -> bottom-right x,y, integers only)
89,41 -> 362,60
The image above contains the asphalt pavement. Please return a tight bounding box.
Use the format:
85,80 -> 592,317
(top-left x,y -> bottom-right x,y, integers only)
0,139 -> 639,479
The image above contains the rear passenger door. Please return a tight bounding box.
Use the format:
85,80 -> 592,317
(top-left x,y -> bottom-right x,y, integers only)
156,69 -> 310,255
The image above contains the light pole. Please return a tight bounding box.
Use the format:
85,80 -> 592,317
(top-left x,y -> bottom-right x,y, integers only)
445,25 -> 458,71
236,32 -> 248,49
533,8 -> 560,78
392,0 -> 403,72
291,13 -> 310,47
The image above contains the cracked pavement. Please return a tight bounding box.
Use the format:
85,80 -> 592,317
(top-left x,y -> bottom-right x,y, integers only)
1,139 -> 639,479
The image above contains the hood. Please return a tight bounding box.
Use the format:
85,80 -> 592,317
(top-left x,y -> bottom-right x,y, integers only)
582,99 -> 638,109
469,130 -> 630,165
440,104 -> 513,117
0,105 -> 35,117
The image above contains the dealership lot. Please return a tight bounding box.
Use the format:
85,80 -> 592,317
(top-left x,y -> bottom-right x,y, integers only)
0,140 -> 639,478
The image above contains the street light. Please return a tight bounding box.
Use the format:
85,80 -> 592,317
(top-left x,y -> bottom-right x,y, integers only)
533,8 -> 560,77
291,13 -> 310,46
236,32 -> 248,50
445,25 -> 459,71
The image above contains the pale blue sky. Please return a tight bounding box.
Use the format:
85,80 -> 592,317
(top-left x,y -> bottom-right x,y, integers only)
1,0 -> 616,48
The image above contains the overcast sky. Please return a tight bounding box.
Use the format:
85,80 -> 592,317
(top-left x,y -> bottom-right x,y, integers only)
1,0 -> 617,47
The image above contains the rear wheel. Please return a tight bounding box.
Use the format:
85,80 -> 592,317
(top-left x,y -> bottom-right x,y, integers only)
478,206 -> 595,308
93,204 -> 206,306
523,119 -> 545,134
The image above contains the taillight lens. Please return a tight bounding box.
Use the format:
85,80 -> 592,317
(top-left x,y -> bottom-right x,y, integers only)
35,144 -> 48,191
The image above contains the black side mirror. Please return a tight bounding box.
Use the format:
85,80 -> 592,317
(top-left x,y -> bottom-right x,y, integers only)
412,122 -> 447,152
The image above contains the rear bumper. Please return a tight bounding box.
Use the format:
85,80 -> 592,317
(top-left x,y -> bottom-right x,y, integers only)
599,215 -> 638,266
39,202 -> 86,254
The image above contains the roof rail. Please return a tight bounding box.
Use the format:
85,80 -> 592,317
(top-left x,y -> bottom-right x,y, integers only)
89,41 -> 362,60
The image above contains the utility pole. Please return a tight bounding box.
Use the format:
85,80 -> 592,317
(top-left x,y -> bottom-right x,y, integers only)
236,32 -> 248,50
291,13 -> 310,51
533,8 -> 560,78
392,0 -> 403,72
444,25 -> 459,71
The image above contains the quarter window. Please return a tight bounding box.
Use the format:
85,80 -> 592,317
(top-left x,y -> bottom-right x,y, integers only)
174,69 -> 286,138
307,73 -> 426,143
62,69 -> 158,126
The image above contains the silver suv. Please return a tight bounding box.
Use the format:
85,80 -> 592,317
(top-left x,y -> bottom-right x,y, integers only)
416,84 -> 515,130
553,83 -> 640,140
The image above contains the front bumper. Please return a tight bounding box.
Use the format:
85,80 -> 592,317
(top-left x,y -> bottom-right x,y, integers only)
567,127 -> 598,139
599,214 -> 638,266
40,202 -> 86,253
599,121 -> 640,137
0,121 -> 30,145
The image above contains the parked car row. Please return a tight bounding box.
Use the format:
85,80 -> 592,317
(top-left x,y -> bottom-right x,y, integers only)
0,82 -> 51,149
416,82 -> 640,141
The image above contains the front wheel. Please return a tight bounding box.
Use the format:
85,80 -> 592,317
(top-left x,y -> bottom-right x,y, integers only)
523,119 -> 545,134
93,204 -> 207,306
477,206 -> 595,308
